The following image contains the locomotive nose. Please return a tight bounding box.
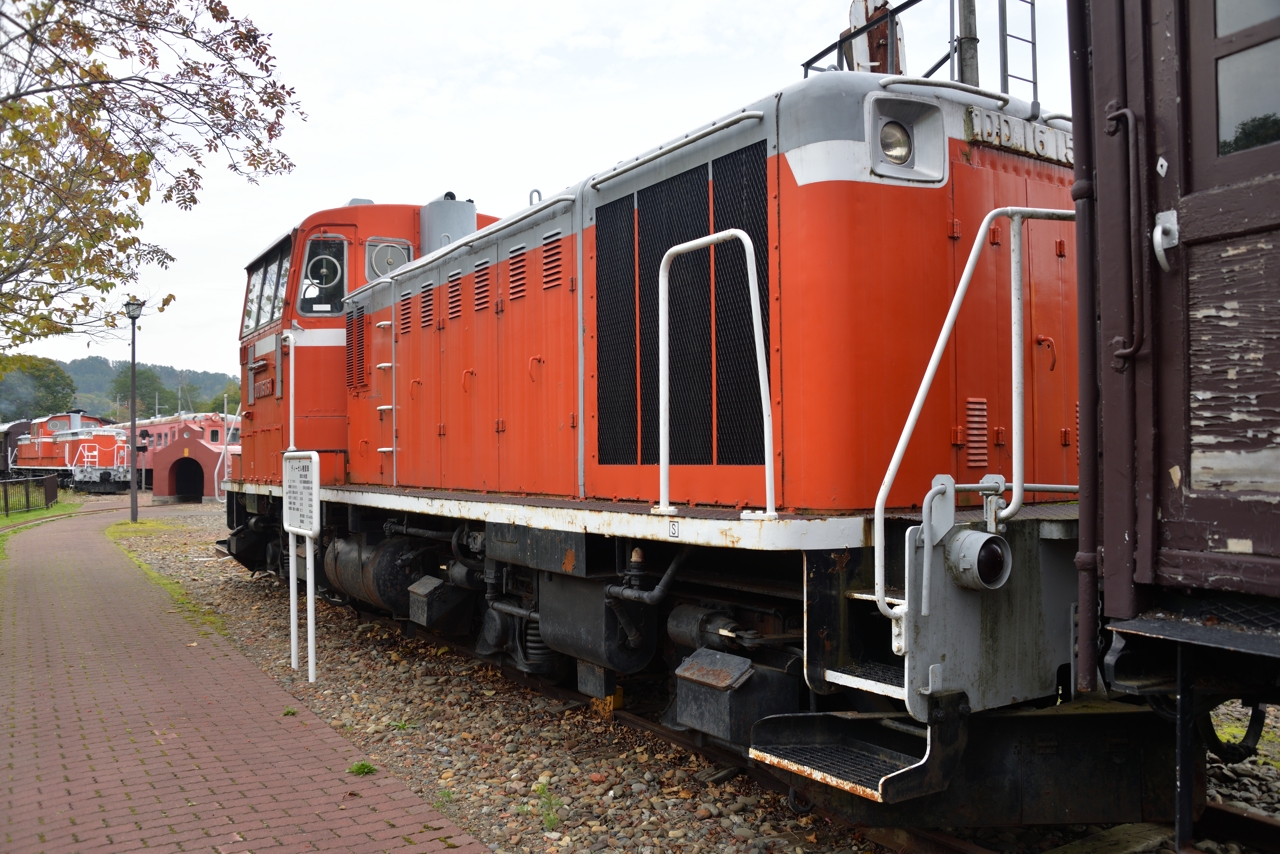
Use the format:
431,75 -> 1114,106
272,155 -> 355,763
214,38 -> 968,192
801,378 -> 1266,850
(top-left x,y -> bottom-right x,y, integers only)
944,529 -> 1012,591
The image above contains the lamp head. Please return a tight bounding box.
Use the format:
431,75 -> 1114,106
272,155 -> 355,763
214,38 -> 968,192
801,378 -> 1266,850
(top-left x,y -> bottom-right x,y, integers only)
124,297 -> 144,321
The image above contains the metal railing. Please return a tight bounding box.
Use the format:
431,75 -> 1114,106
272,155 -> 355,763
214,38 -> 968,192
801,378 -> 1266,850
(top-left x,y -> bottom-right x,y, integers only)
871,206 -> 1076,621
801,0 -> 928,78
1,475 -> 58,516
651,229 -> 776,521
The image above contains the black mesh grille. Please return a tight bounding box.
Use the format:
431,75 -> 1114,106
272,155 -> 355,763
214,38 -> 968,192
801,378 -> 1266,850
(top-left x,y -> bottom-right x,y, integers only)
639,164 -> 711,465
712,141 -> 770,465
595,196 -> 638,465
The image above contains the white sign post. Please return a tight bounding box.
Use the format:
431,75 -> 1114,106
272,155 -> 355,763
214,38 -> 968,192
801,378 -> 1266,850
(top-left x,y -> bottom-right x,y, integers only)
283,451 -> 321,682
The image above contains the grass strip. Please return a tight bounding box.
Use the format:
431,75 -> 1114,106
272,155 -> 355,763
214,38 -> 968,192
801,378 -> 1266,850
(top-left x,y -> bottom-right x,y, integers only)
107,520 -> 227,638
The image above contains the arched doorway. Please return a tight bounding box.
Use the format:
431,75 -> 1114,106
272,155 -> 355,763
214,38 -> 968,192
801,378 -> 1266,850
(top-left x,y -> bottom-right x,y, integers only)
171,457 -> 205,503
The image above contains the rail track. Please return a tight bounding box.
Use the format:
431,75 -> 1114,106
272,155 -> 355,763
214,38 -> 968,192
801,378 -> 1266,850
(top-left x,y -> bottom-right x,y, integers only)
519,669 -> 1280,854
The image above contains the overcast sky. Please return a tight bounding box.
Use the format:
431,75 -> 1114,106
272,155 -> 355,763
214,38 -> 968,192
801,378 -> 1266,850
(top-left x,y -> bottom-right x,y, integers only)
27,0 -> 1070,375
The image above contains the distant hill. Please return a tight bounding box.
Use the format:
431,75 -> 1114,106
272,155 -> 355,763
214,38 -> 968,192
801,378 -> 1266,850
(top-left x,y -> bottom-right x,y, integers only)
55,356 -> 237,418
59,356 -> 235,400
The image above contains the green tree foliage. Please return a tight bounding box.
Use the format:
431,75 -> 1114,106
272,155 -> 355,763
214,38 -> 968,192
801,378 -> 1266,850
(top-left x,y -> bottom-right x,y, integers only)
1220,113 -> 1280,156
0,0 -> 301,347
109,362 -> 177,416
196,378 -> 239,413
0,352 -> 75,419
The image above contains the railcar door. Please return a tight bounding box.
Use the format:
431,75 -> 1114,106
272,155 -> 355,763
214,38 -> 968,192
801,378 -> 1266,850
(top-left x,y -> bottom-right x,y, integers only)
496,225 -> 578,497
1093,1 -> 1280,614
439,253 -> 500,492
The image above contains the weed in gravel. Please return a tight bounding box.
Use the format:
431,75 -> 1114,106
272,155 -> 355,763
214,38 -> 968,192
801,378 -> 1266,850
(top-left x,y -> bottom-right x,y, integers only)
532,782 -> 563,831
435,788 -> 453,807
390,719 -> 417,731
282,707 -> 297,716
347,761 -> 377,776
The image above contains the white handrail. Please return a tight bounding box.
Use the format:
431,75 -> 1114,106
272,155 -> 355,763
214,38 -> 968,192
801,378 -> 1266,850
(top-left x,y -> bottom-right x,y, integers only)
651,228 -> 776,521
872,206 -> 1075,621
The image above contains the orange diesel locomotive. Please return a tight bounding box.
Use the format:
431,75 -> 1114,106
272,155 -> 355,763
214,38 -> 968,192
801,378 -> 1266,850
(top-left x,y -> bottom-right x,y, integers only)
12,411 -> 131,492
225,67 -> 1175,826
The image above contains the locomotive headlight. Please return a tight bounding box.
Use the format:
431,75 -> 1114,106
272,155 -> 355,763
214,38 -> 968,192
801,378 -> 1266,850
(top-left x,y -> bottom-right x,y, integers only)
943,529 -> 1012,591
880,121 -> 913,165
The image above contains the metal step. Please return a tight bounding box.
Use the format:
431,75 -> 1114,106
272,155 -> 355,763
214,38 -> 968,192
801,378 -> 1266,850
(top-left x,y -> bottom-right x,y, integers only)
750,697 -> 968,804
823,660 -> 905,699
752,741 -> 917,800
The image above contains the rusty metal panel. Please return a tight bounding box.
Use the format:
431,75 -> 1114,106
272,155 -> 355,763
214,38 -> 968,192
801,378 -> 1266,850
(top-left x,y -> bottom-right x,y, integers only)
485,522 -> 587,576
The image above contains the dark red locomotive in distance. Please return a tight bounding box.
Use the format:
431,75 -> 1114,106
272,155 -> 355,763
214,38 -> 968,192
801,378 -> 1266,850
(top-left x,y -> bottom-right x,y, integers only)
224,0 -> 1280,834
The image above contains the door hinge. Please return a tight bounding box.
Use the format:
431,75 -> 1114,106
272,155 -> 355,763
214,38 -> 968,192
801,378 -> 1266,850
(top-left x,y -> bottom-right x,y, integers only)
951,426 -> 966,446
949,219 -> 962,239
495,419 -> 506,433
570,412 -> 577,428
438,423 -> 446,436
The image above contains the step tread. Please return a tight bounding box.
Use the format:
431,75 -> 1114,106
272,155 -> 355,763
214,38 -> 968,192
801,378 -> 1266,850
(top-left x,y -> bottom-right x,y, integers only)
832,660 -> 904,686
760,743 -> 914,792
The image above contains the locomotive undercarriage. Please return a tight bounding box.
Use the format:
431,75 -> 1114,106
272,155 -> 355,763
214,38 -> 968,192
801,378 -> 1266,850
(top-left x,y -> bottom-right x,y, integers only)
225,492 -> 1178,826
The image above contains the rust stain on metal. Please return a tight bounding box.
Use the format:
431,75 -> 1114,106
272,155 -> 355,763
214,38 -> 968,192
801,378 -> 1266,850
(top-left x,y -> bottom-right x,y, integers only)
561,548 -> 576,573
747,748 -> 884,802
681,662 -> 738,690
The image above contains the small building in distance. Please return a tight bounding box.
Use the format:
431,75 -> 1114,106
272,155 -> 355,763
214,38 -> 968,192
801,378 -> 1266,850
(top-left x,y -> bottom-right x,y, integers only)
135,413 -> 240,503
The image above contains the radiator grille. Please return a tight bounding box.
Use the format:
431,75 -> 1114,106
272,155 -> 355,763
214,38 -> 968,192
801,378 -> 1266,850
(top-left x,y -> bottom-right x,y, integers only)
474,259 -> 491,311
639,163 -> 711,466
398,292 -> 412,336
447,270 -> 463,320
509,245 -> 527,300
712,140 -> 770,465
420,281 -> 434,328
542,231 -> 563,289
966,398 -> 989,467
345,305 -> 366,390
595,196 -> 638,465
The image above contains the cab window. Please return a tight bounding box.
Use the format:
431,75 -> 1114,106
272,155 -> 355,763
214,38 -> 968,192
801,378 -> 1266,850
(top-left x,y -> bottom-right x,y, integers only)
240,236 -> 293,336
242,266 -> 265,334
300,238 -> 347,315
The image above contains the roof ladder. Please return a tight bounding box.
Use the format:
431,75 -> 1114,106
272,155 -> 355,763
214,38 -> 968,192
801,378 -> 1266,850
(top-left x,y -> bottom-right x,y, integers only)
998,0 -> 1039,117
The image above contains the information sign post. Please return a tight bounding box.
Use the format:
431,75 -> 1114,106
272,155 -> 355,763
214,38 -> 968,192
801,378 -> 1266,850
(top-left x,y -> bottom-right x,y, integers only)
283,451 -> 321,682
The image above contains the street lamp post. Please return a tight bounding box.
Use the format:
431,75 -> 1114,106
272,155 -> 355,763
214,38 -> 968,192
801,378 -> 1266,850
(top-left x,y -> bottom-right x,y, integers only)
124,297 -> 145,523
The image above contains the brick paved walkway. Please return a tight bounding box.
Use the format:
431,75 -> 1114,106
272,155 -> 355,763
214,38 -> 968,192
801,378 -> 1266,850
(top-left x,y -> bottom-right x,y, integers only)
1,508 -> 485,854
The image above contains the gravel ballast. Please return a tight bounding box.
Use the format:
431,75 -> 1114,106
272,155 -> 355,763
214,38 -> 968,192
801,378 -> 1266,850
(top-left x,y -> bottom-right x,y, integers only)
112,505 -> 1280,854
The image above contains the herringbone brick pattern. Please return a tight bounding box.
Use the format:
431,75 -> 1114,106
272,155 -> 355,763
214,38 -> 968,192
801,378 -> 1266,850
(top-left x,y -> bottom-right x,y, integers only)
1,508 -> 484,853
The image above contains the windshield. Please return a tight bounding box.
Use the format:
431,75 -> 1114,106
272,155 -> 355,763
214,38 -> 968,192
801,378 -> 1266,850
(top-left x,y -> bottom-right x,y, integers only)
241,236 -> 294,336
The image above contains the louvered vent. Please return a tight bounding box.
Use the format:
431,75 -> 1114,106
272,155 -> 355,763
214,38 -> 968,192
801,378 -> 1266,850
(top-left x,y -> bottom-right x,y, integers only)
965,398 -> 989,467
345,306 -> 366,389
398,292 -> 412,336
474,260 -> 491,311
542,231 -> 563,289
447,270 -> 463,320
420,281 -> 435,328
509,245 -> 527,299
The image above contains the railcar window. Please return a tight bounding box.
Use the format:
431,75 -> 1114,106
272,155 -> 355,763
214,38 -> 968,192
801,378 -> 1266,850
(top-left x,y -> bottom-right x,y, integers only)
1217,0 -> 1280,36
1218,36 -> 1280,155
210,429 -> 219,443
242,266 -> 266,334
271,249 -> 291,322
228,428 -> 240,443
259,256 -> 281,324
300,239 -> 346,315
